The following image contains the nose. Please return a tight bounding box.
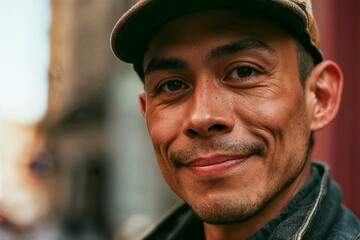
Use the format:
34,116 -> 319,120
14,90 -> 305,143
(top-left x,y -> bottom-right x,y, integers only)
183,85 -> 235,138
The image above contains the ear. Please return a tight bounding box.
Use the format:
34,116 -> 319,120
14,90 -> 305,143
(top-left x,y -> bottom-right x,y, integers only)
139,91 -> 147,117
307,60 -> 343,131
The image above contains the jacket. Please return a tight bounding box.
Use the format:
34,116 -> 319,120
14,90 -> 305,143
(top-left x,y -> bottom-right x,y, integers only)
142,162 -> 360,239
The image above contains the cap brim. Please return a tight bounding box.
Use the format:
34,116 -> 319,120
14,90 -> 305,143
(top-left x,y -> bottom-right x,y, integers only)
111,0 -> 321,64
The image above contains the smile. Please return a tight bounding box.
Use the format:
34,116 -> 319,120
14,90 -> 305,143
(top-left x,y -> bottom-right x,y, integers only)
183,154 -> 250,177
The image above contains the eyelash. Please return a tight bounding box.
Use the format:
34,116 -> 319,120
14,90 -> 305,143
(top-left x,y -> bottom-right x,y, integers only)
156,79 -> 189,93
226,64 -> 262,81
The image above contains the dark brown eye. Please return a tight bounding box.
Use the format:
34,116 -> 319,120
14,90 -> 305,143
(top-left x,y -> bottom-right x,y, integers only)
161,80 -> 187,92
226,64 -> 261,82
235,66 -> 254,78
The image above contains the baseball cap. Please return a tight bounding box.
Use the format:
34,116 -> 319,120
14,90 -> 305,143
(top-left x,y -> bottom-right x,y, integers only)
110,0 -> 323,74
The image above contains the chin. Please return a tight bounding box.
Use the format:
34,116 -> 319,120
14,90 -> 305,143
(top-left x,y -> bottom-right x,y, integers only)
188,172 -> 299,225
188,195 -> 261,225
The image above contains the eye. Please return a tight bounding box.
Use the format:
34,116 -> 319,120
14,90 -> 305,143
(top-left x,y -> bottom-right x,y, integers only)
235,66 -> 254,78
227,65 -> 261,80
159,79 -> 188,92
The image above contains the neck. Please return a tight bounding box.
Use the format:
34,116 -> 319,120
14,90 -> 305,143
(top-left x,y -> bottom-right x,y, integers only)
203,161 -> 312,240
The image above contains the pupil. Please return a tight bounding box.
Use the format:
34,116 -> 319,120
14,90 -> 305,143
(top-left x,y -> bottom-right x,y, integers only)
237,67 -> 252,77
167,80 -> 182,91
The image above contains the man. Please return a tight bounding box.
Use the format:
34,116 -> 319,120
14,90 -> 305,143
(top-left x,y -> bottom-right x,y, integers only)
110,0 -> 360,239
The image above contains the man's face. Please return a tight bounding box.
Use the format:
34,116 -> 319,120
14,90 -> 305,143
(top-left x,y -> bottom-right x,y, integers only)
140,9 -> 314,224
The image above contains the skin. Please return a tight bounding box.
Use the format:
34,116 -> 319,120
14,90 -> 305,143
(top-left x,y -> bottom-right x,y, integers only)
139,9 -> 343,240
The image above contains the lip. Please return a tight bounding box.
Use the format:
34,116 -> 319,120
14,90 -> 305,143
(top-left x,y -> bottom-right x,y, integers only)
184,154 -> 250,177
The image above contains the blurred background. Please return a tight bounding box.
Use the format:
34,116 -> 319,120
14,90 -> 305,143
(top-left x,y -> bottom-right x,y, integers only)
0,0 -> 358,239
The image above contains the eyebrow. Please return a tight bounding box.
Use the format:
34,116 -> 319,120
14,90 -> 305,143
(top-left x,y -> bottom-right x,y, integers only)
206,39 -> 276,62
144,57 -> 187,76
144,39 -> 275,76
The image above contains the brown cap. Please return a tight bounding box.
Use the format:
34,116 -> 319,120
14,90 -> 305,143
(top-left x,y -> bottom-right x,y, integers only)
111,0 -> 322,68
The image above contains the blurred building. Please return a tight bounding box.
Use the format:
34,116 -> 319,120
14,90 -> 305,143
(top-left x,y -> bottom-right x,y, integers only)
48,0 -> 179,239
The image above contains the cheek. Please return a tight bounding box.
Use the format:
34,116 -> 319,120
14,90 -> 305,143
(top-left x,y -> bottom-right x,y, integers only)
145,105 -> 184,147
239,102 -> 296,137
260,95 -> 310,164
145,110 -> 179,179
152,145 -> 183,196
145,108 -> 186,191
258,90 -> 307,130
146,116 -> 175,151
239,88 -> 309,156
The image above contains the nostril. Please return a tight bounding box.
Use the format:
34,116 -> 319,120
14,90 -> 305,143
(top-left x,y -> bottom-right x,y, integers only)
187,129 -> 199,137
209,124 -> 227,132
186,124 -> 229,137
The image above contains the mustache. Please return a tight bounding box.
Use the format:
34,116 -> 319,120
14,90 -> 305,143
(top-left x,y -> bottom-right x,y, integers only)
169,139 -> 265,165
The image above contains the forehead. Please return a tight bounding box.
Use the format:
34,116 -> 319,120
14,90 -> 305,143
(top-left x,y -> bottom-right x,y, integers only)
145,9 -> 296,59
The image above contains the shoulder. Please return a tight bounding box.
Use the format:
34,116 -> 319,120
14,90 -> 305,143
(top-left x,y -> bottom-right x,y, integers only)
326,205 -> 360,240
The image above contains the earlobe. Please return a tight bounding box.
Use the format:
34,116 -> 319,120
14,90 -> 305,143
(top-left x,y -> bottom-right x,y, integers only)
309,60 -> 343,131
139,91 -> 147,117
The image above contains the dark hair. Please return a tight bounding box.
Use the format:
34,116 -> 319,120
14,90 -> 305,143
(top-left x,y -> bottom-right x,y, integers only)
134,61 -> 145,82
296,41 -> 315,87
295,41 -> 316,155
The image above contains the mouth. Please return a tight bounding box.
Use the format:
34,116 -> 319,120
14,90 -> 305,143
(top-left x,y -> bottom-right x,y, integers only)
182,153 -> 251,177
